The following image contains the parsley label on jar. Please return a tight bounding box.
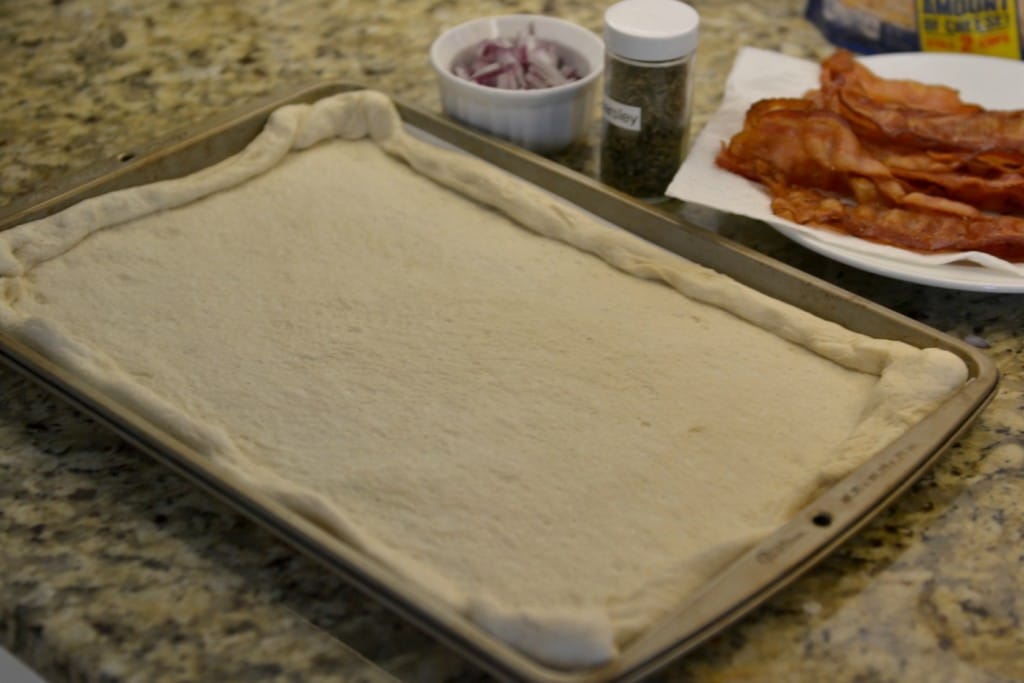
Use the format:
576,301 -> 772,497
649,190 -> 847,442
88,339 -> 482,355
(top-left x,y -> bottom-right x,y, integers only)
603,96 -> 643,131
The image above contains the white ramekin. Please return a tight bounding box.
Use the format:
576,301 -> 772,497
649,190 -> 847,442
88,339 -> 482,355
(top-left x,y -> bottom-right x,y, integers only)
430,14 -> 605,154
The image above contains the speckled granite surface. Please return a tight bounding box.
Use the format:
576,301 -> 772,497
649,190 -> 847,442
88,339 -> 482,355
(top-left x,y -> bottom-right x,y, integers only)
1,1 -> 1023,681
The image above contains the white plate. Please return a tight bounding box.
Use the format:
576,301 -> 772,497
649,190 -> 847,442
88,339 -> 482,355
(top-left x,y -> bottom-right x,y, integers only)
768,220 -> 1024,291
667,48 -> 1024,293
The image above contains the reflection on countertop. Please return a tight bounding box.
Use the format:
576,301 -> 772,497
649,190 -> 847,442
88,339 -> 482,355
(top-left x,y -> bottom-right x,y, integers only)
2,1 -> 1023,681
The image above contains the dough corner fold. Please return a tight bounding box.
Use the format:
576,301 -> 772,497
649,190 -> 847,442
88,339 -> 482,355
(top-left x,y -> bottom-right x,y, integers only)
0,90 -> 968,669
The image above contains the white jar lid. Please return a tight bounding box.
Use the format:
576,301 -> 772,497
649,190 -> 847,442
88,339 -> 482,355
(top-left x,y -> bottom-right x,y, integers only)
604,0 -> 699,62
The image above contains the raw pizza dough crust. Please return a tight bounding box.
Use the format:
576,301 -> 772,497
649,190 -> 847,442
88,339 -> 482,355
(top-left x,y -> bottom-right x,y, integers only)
0,91 -> 967,668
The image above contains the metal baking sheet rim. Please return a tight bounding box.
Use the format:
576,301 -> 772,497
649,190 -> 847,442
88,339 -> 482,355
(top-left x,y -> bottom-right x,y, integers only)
0,82 -> 1000,683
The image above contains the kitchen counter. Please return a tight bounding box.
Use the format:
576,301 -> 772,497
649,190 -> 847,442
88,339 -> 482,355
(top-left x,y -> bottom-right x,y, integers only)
2,1 -> 1023,681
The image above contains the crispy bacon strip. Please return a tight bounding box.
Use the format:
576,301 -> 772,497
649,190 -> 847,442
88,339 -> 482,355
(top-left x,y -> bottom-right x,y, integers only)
863,145 -> 1024,175
813,49 -> 1024,154
887,168 -> 1024,214
863,144 -> 1024,212
819,49 -> 982,115
926,150 -> 1024,174
773,187 -> 1024,261
837,89 -> 1024,154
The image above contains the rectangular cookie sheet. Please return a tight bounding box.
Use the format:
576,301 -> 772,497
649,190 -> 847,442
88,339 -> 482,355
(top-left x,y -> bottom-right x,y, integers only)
0,84 -> 997,682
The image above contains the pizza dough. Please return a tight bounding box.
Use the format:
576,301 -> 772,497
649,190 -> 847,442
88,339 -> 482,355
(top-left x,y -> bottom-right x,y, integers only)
0,91 -> 967,668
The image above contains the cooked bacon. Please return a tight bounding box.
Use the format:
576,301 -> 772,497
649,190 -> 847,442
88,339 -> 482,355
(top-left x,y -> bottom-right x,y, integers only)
864,145 -> 1024,175
717,102 -> 904,202
889,168 -> 1024,214
773,187 -> 1024,261
714,49 -> 1024,261
820,49 -> 983,115
716,102 -> 979,215
861,144 -> 1024,212
813,49 -> 1024,154
837,88 -> 1024,154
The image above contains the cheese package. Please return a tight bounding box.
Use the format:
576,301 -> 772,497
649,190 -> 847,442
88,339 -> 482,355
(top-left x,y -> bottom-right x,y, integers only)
806,0 -> 1024,59
0,91 -> 968,669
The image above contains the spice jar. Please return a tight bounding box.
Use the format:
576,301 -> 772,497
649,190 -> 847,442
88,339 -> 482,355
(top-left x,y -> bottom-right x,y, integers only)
599,0 -> 699,200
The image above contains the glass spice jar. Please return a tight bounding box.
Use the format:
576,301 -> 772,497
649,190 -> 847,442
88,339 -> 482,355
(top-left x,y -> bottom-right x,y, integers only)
599,0 -> 699,200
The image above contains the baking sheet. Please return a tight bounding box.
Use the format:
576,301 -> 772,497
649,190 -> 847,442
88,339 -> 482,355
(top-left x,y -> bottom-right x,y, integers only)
0,83 -> 998,683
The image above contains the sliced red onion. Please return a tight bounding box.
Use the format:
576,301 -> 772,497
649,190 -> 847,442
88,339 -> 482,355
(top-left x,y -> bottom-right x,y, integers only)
452,24 -> 582,90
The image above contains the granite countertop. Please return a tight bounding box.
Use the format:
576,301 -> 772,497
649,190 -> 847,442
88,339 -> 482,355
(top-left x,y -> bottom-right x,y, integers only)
2,1 -> 1023,681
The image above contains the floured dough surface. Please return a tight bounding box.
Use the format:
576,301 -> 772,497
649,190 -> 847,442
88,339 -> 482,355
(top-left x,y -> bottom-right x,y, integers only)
0,92 -> 968,668
18,139 -> 874,606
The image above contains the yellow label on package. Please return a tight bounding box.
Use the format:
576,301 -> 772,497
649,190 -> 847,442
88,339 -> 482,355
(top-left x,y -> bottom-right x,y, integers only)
917,0 -> 1021,58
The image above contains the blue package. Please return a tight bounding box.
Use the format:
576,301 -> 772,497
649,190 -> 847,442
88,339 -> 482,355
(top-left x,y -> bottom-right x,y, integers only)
805,0 -> 1024,59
